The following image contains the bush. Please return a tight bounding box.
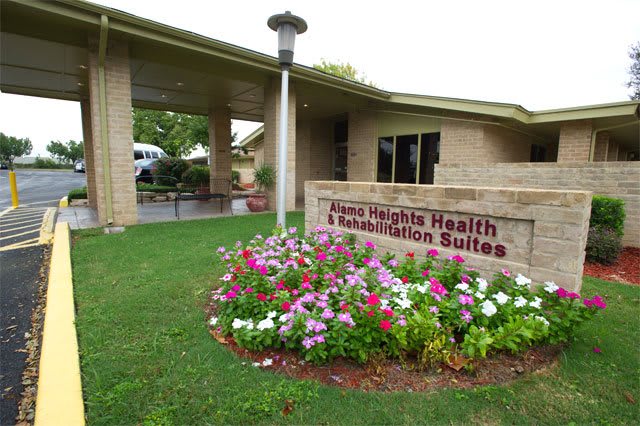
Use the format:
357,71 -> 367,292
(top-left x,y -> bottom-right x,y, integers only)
232,170 -> 240,184
182,166 -> 210,187
68,186 -> 88,201
210,227 -> 606,366
590,195 -> 625,237
253,164 -> 275,193
135,184 -> 178,193
24,158 -> 72,169
586,226 -> 623,265
152,157 -> 189,186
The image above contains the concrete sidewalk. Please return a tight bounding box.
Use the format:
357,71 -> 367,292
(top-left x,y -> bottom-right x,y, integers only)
58,197 -> 252,229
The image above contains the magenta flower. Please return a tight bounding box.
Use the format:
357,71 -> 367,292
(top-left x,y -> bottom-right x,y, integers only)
259,265 -> 268,275
231,285 -> 241,292
422,269 -> 430,277
316,252 -> 327,261
458,294 -> 474,305
448,255 -> 465,263
224,291 -> 237,299
593,347 -> 602,353
379,320 -> 392,331
460,309 -> 473,323
367,293 -> 381,306
427,248 -> 439,257
365,241 -> 376,249
244,287 -> 254,293
501,268 -> 510,277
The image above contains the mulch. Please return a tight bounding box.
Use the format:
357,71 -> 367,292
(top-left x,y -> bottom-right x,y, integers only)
584,247 -> 640,285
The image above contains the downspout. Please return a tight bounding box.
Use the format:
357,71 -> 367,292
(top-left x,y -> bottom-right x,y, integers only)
98,15 -> 113,224
588,119 -> 639,162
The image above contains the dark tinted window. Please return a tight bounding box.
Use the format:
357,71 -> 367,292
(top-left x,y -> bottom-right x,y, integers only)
530,144 -> 546,162
419,133 -> 440,184
377,137 -> 393,183
134,150 -> 144,160
394,134 -> 418,184
334,120 -> 348,144
151,151 -> 159,158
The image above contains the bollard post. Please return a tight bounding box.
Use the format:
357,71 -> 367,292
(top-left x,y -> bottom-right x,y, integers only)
9,170 -> 19,207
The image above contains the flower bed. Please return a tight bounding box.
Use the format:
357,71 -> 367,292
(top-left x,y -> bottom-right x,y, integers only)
210,227 -> 606,367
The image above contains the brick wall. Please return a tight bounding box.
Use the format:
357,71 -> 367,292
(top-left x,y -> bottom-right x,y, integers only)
208,107 -> 232,184
557,119 -> 592,162
440,119 -> 538,165
80,99 -> 97,208
87,39 -> 137,226
593,132 -> 610,162
435,162 -> 640,246
296,120 -> 311,204
306,181 -> 592,291
347,111 -> 376,182
309,119 -> 333,181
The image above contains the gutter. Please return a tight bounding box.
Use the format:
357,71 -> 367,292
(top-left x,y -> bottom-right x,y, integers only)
98,14 -> 113,224
588,118 -> 640,162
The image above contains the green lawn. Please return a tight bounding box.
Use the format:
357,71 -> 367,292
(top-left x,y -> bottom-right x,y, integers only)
72,212 -> 640,425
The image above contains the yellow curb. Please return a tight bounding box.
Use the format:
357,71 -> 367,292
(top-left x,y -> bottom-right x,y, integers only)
59,196 -> 69,208
38,208 -> 57,244
35,222 -> 85,426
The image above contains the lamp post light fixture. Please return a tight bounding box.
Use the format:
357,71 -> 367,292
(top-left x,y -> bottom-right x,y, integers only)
267,11 -> 307,228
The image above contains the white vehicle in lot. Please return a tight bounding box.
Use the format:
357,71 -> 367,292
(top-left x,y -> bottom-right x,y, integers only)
134,143 -> 168,160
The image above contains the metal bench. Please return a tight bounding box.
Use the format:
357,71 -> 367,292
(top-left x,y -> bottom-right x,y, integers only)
175,178 -> 233,219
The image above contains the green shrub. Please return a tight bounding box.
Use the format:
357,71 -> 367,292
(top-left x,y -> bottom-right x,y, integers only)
586,226 -> 623,265
152,157 -> 189,186
253,164 -> 275,193
27,158 -> 72,169
182,166 -> 210,187
68,186 -> 88,201
135,184 -> 177,193
590,195 -> 626,237
231,170 -> 240,184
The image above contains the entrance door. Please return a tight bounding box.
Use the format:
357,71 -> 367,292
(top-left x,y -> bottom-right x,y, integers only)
334,143 -> 347,181
419,132 -> 440,184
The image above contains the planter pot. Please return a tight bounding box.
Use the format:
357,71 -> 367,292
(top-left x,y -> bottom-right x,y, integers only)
246,193 -> 267,212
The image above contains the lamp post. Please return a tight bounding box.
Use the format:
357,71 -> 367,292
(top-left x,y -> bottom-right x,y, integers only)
267,11 -> 307,228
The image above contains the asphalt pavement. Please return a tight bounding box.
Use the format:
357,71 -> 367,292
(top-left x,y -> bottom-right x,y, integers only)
0,169 -> 85,424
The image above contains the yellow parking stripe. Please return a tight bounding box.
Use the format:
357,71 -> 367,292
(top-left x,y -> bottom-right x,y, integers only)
1,212 -> 45,221
0,238 -> 40,252
0,222 -> 43,233
0,228 -> 40,241
0,217 -> 44,227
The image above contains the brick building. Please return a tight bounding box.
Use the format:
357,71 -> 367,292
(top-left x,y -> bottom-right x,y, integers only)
1,0 -> 638,245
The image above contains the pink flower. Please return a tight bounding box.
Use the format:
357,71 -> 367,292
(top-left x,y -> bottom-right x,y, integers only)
460,309 -> 473,323
593,347 -> 602,353
422,269 -> 430,277
501,268 -> 511,277
259,265 -> 268,275
365,241 -> 376,249
256,293 -> 267,302
281,301 -> 291,311
448,255 -> 465,263
244,287 -> 254,293
557,287 -> 568,298
367,293 -> 380,306
427,248 -> 439,257
363,258 -> 371,265
458,294 -> 474,305
316,252 -> 327,261
224,291 -> 237,299
592,295 -> 607,309
382,308 -> 394,317
379,320 -> 392,331
231,285 -> 241,292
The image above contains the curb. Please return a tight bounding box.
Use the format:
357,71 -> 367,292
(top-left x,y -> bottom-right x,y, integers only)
35,222 -> 85,426
59,196 -> 68,208
38,207 -> 58,245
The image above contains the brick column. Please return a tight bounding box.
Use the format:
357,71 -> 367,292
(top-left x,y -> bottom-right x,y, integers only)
347,111 -> 377,182
557,119 -> 592,163
593,132 -> 610,162
80,99 -> 97,208
87,39 -> 137,226
295,120 -> 311,206
263,77 -> 296,211
208,107 -> 232,185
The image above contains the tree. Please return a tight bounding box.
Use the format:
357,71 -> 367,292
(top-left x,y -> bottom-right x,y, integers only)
313,58 -> 377,87
132,108 -> 210,158
0,132 -> 32,170
627,42 -> 640,100
46,140 -> 84,163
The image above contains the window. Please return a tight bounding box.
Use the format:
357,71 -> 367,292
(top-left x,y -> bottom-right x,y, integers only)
376,132 -> 440,184
377,137 -> 393,183
334,120 -> 348,144
144,151 -> 151,158
151,151 -> 159,159
530,144 -> 546,162
134,150 -> 144,160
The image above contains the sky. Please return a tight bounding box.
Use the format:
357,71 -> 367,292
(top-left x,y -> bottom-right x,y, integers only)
1,0 -> 638,157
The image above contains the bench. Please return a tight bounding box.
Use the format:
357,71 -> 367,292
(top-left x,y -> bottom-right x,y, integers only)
175,178 -> 233,219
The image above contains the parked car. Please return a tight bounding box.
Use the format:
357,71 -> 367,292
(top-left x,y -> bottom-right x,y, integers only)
74,159 -> 85,173
133,143 -> 168,160
134,158 -> 157,184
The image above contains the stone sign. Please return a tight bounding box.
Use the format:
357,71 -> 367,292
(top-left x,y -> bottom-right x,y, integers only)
305,182 -> 592,292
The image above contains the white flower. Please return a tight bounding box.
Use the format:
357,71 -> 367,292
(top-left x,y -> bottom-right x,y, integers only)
535,315 -> 549,326
279,313 -> 290,323
476,278 -> 489,292
529,297 -> 542,309
257,318 -> 275,331
394,297 -> 412,310
415,284 -> 428,294
232,318 -> 246,329
514,296 -> 527,308
514,274 -> 532,288
544,281 -> 559,293
246,320 -> 254,330
455,283 -> 469,292
262,358 -> 273,367
221,273 -> 233,282
209,316 -> 218,326
267,311 -> 277,319
493,291 -> 511,305
481,300 -> 497,317
380,299 -> 390,308
252,362 -> 261,367
474,291 -> 485,300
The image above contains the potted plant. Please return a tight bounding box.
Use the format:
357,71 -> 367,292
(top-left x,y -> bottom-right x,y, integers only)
182,165 -> 210,195
246,163 -> 275,212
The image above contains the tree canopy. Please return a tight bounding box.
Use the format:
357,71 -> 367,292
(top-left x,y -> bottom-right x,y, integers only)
47,139 -> 84,163
627,42 -> 640,100
132,108 -> 209,158
313,58 -> 377,87
0,132 -> 32,170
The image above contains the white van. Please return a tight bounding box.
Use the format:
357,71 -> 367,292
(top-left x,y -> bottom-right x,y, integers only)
133,142 -> 168,160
